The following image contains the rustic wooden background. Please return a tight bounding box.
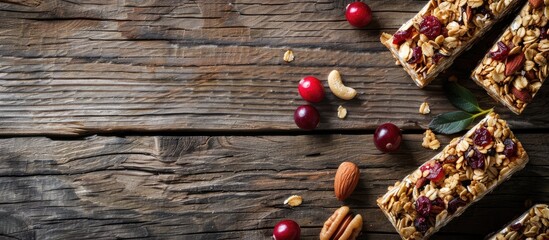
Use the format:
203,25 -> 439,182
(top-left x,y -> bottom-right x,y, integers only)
0,0 -> 547,239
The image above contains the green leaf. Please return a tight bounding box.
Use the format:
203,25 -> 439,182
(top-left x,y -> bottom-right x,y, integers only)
429,111 -> 476,134
443,81 -> 483,113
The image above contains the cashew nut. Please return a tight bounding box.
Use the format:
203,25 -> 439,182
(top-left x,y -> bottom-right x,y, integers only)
328,70 -> 357,100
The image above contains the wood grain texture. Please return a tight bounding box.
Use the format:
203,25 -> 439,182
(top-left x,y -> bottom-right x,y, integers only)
0,0 -> 41,7
0,133 -> 546,239
0,0 -> 547,135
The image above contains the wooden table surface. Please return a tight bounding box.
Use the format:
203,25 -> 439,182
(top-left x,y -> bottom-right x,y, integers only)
0,0 -> 547,239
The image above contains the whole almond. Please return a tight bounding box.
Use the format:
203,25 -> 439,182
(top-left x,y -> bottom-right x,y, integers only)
529,0 -> 543,9
334,162 -> 360,201
505,52 -> 526,76
511,86 -> 533,103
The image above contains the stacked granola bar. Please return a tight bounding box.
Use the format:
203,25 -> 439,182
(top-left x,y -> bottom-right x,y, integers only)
377,112 -> 529,239
489,204 -> 549,240
472,1 -> 549,114
381,0 -> 522,88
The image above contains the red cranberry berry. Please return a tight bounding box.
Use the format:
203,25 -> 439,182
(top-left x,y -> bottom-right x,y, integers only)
414,216 -> 430,233
432,52 -> 444,64
415,196 -> 432,217
509,223 -> 523,231
298,76 -> 325,103
273,219 -> 301,240
447,197 -> 467,214
393,27 -> 413,45
420,162 -> 445,182
419,16 -> 442,40
407,47 -> 423,64
465,147 -> 485,170
373,123 -> 402,153
473,127 -> 493,147
430,197 -> 446,215
345,1 -> 373,28
488,41 -> 510,61
294,105 -> 320,130
431,197 -> 445,207
503,138 -> 518,158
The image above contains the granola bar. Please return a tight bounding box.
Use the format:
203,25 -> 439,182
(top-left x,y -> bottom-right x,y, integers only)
471,1 -> 548,115
380,0 -> 522,88
488,204 -> 549,240
377,112 -> 529,240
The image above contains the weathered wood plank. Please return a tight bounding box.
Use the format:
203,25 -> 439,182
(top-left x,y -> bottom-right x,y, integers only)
0,0 -> 546,135
0,0 -> 41,7
0,133 -> 546,239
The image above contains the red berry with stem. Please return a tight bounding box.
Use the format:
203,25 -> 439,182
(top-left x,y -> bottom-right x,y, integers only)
298,76 -> 325,103
345,1 -> 373,28
294,105 -> 320,130
273,219 -> 301,240
374,123 -> 402,153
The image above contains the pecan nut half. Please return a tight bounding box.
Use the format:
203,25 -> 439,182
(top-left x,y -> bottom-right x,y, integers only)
319,206 -> 363,240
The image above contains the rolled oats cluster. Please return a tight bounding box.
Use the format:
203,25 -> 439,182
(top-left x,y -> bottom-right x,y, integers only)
472,1 -> 549,114
381,0 -> 521,88
489,204 -> 549,240
377,112 -> 529,240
